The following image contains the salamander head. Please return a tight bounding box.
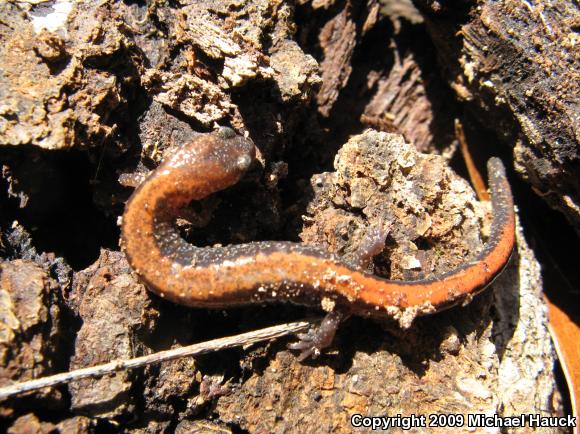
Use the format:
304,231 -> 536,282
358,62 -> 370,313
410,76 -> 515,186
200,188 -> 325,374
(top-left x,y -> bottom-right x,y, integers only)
162,127 -> 256,183
215,126 -> 255,175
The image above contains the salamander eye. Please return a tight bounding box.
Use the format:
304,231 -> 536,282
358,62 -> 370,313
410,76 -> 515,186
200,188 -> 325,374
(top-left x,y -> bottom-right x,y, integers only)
236,154 -> 253,171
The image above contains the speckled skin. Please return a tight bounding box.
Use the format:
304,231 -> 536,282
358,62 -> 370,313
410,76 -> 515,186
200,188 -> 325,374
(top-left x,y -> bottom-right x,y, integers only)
121,128 -> 515,327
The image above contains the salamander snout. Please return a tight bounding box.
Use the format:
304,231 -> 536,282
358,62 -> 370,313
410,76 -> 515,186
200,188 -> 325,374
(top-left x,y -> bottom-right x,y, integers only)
214,127 -> 256,176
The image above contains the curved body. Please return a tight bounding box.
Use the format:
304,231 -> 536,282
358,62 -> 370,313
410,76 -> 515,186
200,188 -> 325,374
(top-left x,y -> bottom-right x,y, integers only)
121,129 -> 515,321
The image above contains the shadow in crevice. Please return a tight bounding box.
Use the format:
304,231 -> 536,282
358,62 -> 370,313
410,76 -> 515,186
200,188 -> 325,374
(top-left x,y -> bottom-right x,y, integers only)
317,15 -> 458,168
0,146 -> 119,270
489,249 -> 521,361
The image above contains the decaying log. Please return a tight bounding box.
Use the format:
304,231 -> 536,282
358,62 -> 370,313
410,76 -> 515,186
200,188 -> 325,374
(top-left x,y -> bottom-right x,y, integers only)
0,0 -> 568,431
412,0 -> 580,232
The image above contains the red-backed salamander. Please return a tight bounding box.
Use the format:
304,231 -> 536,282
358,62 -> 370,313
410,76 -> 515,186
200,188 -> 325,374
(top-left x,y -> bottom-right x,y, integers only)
121,127 -> 515,360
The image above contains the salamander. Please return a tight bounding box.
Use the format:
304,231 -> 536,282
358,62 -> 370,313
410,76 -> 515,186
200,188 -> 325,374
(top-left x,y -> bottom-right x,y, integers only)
121,127 -> 515,360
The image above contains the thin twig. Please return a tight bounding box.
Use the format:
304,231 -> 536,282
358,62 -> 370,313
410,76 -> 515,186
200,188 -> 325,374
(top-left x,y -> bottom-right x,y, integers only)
455,118 -> 490,202
0,320 -> 312,401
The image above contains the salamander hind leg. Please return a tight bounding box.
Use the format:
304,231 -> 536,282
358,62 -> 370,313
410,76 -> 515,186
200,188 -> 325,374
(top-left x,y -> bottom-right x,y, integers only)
288,310 -> 347,361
